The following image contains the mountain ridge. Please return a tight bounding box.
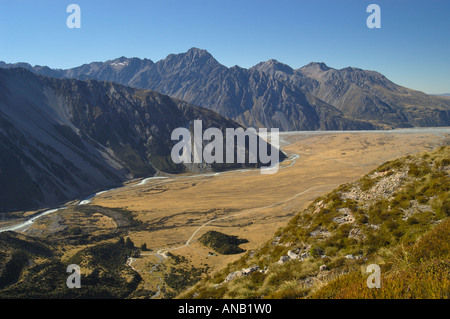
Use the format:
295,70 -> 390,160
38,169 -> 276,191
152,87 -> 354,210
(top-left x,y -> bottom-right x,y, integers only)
6,48 -> 449,130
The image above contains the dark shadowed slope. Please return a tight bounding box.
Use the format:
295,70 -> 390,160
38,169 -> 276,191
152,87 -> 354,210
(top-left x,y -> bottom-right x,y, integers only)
0,68 -> 275,212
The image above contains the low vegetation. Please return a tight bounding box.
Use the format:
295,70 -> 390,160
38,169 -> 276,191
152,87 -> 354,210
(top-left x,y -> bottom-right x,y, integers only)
198,231 -> 249,255
0,205 -> 150,299
0,234 -> 143,299
313,218 -> 450,298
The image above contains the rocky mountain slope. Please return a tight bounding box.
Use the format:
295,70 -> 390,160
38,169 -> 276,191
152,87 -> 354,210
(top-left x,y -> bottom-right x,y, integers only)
179,146 -> 450,299
280,61 -> 450,128
0,68 -> 272,213
3,48 -> 449,130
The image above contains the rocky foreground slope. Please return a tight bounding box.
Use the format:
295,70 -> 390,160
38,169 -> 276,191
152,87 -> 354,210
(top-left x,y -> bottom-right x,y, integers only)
179,146 -> 450,299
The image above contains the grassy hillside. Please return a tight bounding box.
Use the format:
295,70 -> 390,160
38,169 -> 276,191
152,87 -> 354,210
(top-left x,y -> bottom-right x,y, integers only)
179,146 -> 450,299
0,206 -> 147,299
312,218 -> 449,298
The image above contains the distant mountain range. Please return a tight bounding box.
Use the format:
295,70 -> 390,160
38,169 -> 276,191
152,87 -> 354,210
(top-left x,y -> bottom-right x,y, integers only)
1,49 -> 449,212
0,68 -> 270,212
2,48 -> 449,130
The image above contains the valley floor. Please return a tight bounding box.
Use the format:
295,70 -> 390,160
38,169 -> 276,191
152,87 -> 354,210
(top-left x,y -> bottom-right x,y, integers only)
86,128 -> 449,296
2,128 -> 448,298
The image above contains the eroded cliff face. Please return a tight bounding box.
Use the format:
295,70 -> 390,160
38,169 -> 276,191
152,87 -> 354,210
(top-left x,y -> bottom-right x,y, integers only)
0,68 -> 273,212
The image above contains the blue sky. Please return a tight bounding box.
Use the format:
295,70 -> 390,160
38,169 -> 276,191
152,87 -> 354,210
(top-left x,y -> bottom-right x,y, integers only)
0,0 -> 449,94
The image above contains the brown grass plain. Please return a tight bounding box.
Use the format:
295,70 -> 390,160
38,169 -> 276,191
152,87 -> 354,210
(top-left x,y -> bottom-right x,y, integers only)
89,129 -> 449,293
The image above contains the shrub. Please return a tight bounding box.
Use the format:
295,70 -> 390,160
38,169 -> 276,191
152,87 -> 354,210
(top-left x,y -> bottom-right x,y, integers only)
310,245 -> 325,258
198,231 -> 248,255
